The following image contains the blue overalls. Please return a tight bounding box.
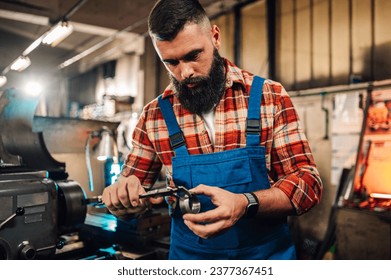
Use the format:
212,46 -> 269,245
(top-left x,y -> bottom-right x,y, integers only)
158,76 -> 296,260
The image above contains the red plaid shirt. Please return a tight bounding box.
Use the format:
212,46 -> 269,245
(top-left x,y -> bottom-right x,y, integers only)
121,59 -> 322,215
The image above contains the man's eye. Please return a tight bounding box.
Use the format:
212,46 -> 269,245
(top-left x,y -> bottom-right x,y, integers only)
165,60 -> 179,66
186,53 -> 200,61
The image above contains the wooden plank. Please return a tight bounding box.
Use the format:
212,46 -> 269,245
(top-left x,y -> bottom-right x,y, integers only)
331,0 -> 350,85
241,1 -> 268,78
312,0 -> 330,87
211,12 -> 235,62
295,0 -> 312,89
276,0 -> 295,89
352,0 -> 372,81
374,0 -> 391,80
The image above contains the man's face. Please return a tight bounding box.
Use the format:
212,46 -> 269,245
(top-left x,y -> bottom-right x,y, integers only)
153,23 -> 226,115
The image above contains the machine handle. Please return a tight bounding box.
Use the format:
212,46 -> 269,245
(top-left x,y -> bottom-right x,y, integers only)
0,207 -> 25,231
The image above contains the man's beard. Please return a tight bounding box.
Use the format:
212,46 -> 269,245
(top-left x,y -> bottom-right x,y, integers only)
170,49 -> 226,115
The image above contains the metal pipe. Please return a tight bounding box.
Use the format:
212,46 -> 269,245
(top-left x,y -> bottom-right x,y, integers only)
289,79 -> 391,98
62,0 -> 88,21
321,93 -> 329,140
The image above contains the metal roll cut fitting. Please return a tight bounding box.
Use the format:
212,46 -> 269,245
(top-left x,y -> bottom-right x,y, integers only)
178,191 -> 201,214
139,186 -> 201,214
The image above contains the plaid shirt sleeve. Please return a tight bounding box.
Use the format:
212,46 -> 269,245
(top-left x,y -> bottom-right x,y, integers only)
266,83 -> 322,215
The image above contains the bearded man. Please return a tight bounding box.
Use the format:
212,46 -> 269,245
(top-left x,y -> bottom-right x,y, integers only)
102,0 -> 322,260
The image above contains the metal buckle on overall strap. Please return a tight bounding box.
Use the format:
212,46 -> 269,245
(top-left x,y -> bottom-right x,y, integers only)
170,131 -> 186,149
246,119 -> 260,134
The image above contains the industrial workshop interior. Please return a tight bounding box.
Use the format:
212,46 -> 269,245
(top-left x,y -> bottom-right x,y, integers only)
0,0 -> 390,261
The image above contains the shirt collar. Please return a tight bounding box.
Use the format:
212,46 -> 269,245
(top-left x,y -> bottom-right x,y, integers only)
161,58 -> 247,99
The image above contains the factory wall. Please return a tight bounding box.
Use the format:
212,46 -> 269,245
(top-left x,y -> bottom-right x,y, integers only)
174,0 -> 389,91
276,0 -> 391,90
144,0 -> 391,101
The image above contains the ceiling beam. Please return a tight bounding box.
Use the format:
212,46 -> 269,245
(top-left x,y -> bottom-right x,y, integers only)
0,8 -> 136,38
0,9 -> 49,25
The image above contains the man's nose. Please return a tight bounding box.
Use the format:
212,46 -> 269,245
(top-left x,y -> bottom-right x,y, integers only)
180,62 -> 194,80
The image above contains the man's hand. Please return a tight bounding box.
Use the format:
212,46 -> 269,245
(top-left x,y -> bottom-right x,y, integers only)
101,175 -> 163,217
182,184 -> 248,239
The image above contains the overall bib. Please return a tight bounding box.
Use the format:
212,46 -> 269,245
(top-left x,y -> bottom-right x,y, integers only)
158,76 -> 296,260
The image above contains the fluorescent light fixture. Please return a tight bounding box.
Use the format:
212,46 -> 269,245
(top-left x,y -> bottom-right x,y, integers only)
23,37 -> 43,56
42,21 -> 73,47
10,56 -> 31,72
0,76 -> 7,87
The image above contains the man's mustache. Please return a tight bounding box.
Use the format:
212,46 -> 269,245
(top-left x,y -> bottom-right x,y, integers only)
181,76 -> 208,86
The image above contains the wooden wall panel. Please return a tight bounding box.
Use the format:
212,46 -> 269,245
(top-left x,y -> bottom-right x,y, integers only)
374,0 -> 391,80
211,13 -> 235,62
312,0 -> 330,86
276,0 -> 295,88
295,0 -> 312,89
351,0 -> 372,80
241,1 -> 268,77
331,0 -> 350,85
152,0 -> 391,93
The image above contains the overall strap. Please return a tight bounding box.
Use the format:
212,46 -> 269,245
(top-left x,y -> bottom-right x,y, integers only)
246,76 -> 265,146
158,95 -> 189,156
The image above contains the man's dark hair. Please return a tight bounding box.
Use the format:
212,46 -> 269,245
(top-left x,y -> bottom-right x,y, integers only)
148,0 -> 209,41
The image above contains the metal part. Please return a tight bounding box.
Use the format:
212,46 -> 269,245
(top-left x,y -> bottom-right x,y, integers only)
82,195 -> 106,209
0,173 -> 89,259
0,89 -> 65,177
34,116 -> 119,154
57,180 -> 87,232
140,186 -> 201,214
0,90 -> 119,174
18,241 -> 36,260
0,207 -> 24,231
179,194 -> 201,214
0,173 -> 58,259
0,89 -> 127,259
0,91 -> 21,167
139,187 -> 181,199
83,196 -> 103,205
89,186 -> 201,214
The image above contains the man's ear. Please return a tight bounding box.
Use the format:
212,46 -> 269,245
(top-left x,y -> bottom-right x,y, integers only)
211,25 -> 221,49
